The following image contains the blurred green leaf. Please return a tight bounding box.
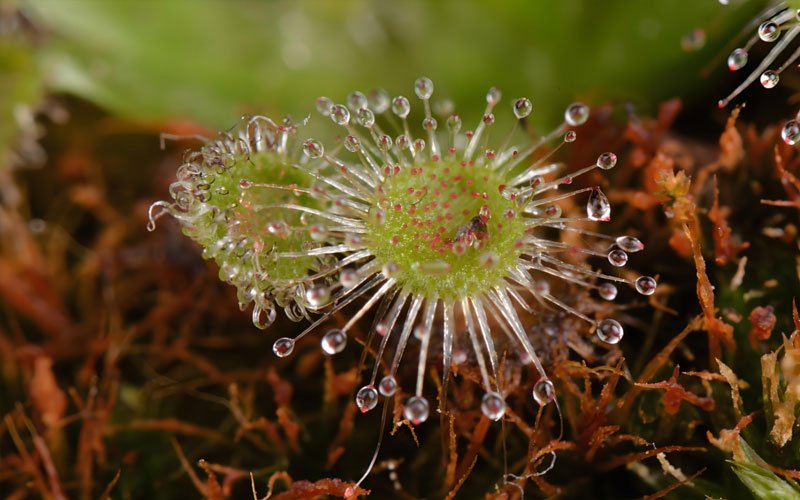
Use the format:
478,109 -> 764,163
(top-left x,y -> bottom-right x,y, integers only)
26,0 -> 766,128
729,439 -> 800,500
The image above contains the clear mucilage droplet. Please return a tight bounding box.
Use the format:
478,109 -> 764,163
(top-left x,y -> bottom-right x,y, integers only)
607,249 -> 628,267
635,276 -> 657,295
272,337 -> 295,357
596,318 -> 624,344
321,328 -> 347,354
330,104 -> 350,126
532,378 -> 555,405
587,188 -> 611,221
727,48 -> 748,71
758,21 -> 780,42
356,385 -> 379,413
782,120 -> 800,146
303,139 -> 324,159
596,152 -> 617,170
404,395 -> 430,425
760,70 -> 779,89
564,102 -> 589,126
616,235 -> 644,252
486,86 -> 502,105
347,91 -> 368,111
480,392 -> 506,421
513,97 -> 532,119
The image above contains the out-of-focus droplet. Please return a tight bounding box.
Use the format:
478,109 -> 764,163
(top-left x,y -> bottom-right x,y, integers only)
565,102 -> 589,126
403,395 -> 429,425
727,48 -> 748,71
414,76 -> 434,100
480,392 -> 506,421
378,375 -> 397,396
598,282 -> 618,301
392,96 -> 411,118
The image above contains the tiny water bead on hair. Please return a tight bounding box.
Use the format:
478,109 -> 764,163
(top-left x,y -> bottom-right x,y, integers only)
149,77 -> 657,484
717,2 -> 800,108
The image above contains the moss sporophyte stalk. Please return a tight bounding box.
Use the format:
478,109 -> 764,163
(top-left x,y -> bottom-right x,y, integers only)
148,77 -> 656,479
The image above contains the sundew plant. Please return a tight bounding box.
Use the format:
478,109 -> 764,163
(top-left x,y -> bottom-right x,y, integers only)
149,77 -> 657,480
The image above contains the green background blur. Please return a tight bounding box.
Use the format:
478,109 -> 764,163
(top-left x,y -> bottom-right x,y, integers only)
4,0 -> 769,140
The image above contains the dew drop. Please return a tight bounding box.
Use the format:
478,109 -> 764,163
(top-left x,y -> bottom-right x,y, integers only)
480,392 -> 506,421
356,385 -> 379,413
616,235 -> 644,252
396,134 -> 410,149
727,48 -> 748,71
635,276 -> 657,295
564,130 -> 577,143
414,76 -> 434,100
587,188 -> 611,221
305,286 -> 330,308
267,221 -> 290,239
404,395 -> 429,425
782,120 -> 800,146
357,108 -> 375,128
344,135 -> 360,152
303,139 -> 324,159
565,102 -> 589,126
598,282 -> 618,301
447,113 -> 462,133
378,375 -> 397,396
596,318 -> 624,344
758,21 -> 780,42
596,152 -> 617,170
532,378 -> 555,405
760,70 -> 779,89
316,96 -> 334,116
534,280 -> 550,295
607,249 -> 628,267
368,88 -> 390,113
483,113 -> 495,125
530,175 -> 545,189
347,90 -> 368,111
239,179 -> 253,189
392,96 -> 411,118
330,104 -> 350,125
513,97 -> 532,119
414,139 -> 426,152
272,337 -> 295,357
321,328 -> 347,355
